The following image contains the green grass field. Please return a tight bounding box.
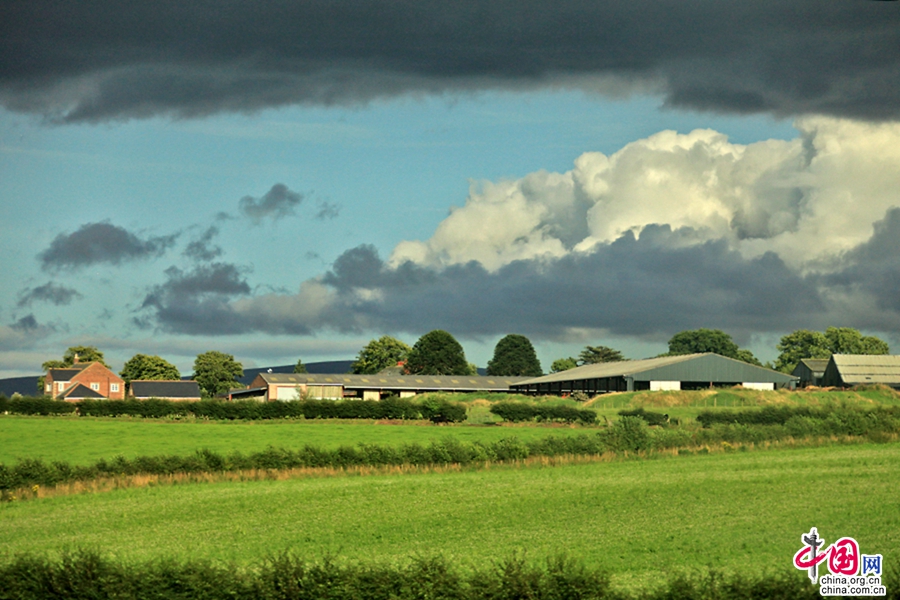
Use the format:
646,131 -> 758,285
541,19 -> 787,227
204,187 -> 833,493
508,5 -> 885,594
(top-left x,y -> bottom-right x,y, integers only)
2,443 -> 897,589
0,415 -> 595,466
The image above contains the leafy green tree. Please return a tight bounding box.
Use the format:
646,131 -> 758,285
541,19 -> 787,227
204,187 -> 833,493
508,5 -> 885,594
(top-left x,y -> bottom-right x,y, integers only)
824,327 -> 890,355
774,327 -> 889,373
774,329 -> 830,373
192,351 -> 243,397
42,345 -> 109,371
578,345 -> 625,365
351,336 -> 411,374
405,330 -> 469,376
666,329 -> 763,366
668,329 -> 740,357
120,354 -> 180,388
486,334 -> 543,376
293,358 -> 308,374
551,357 -> 578,373
734,349 -> 763,367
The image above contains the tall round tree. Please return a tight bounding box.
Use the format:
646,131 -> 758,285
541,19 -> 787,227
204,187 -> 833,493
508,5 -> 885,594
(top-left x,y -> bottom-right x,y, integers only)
192,351 -> 243,397
120,354 -> 180,387
486,334 -> 542,376
351,336 -> 411,374
405,330 -> 469,376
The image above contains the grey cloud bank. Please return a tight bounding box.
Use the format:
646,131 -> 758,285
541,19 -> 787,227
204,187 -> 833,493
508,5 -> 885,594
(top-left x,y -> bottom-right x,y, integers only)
2,1 -> 899,122
38,222 -> 178,271
17,282 -> 83,308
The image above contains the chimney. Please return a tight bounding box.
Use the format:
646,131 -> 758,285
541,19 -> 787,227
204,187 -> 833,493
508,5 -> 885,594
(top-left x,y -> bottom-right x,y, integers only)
73,353 -> 79,364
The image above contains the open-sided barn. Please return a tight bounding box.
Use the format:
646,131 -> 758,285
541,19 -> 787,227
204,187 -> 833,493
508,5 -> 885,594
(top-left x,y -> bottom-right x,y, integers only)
511,353 -> 797,395
792,358 -> 829,387
822,354 -> 900,389
231,372 -> 529,401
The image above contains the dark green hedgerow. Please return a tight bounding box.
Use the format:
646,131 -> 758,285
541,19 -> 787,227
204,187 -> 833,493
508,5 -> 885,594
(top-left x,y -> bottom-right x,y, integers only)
490,401 -> 597,425
0,550 -> 870,600
0,396 -> 462,423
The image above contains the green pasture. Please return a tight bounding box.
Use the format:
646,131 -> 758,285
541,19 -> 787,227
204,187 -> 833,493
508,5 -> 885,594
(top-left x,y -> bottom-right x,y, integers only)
0,416 -> 592,466
1,443 -> 897,589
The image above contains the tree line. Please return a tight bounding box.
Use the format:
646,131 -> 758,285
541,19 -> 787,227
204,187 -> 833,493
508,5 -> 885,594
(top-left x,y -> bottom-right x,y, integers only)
35,326 -> 889,399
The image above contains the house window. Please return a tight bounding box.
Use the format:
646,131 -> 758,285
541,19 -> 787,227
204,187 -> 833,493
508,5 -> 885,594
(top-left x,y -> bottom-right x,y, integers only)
110,383 -> 119,393
57,382 -> 66,391
45,384 -> 51,392
90,383 -> 100,391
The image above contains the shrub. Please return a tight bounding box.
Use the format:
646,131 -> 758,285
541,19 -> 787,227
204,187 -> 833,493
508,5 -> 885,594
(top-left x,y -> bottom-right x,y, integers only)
605,416 -> 651,453
618,407 -> 669,426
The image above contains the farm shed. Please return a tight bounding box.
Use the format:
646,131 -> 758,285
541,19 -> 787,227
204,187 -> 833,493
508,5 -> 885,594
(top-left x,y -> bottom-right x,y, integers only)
511,353 -> 798,396
130,380 -> 202,401
821,354 -> 900,389
231,372 -> 529,401
792,358 -> 829,387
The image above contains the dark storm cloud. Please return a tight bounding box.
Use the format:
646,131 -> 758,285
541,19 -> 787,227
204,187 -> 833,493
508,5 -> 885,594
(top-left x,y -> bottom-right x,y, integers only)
2,1 -> 899,122
16,282 -> 83,307
238,184 -> 303,224
39,222 -> 178,271
317,229 -> 826,338
141,227 -> 827,338
822,208 -> 900,315
138,262 -> 252,335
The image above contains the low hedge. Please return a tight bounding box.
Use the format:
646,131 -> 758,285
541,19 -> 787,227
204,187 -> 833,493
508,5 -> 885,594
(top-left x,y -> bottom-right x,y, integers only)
0,396 -> 462,423
490,402 -> 596,425
0,550 -> 854,600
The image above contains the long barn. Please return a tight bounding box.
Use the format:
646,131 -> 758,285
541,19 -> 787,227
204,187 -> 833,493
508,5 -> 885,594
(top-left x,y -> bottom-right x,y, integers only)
511,353 -> 797,395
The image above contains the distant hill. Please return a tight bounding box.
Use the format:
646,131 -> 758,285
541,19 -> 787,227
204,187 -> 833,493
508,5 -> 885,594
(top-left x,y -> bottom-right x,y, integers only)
236,360 -> 355,386
0,376 -> 39,397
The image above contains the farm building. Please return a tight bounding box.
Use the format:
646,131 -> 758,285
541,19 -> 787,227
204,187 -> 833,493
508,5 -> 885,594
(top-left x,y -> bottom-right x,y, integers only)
511,353 -> 797,395
821,354 -> 900,389
792,358 -> 829,387
130,380 -> 202,401
230,372 -> 529,401
44,361 -> 125,400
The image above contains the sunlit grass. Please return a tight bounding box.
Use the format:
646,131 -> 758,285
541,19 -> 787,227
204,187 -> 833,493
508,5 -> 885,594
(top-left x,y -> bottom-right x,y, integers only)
2,443 -> 897,589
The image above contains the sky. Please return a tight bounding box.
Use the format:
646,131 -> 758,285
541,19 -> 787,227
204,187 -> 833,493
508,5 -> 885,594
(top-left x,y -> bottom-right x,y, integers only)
2,0 -> 900,378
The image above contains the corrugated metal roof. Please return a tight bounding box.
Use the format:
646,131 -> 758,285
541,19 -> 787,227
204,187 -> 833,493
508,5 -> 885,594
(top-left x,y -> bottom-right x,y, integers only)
513,354 -> 704,385
257,373 -> 528,391
799,358 -> 830,371
831,354 -> 900,384
515,353 -> 797,386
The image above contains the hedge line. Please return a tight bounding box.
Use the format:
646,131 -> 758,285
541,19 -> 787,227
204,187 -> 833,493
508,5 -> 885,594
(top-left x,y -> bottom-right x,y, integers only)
4,405 -> 898,492
0,423 -> 648,492
489,401 -> 597,425
0,396 -> 466,423
0,550 -> 852,600
697,405 -> 900,430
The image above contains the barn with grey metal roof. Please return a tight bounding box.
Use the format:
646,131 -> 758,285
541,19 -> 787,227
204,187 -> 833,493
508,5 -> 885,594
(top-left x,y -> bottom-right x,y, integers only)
231,372 -> 529,401
511,353 -> 797,395
792,358 -> 830,387
822,354 -> 900,388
